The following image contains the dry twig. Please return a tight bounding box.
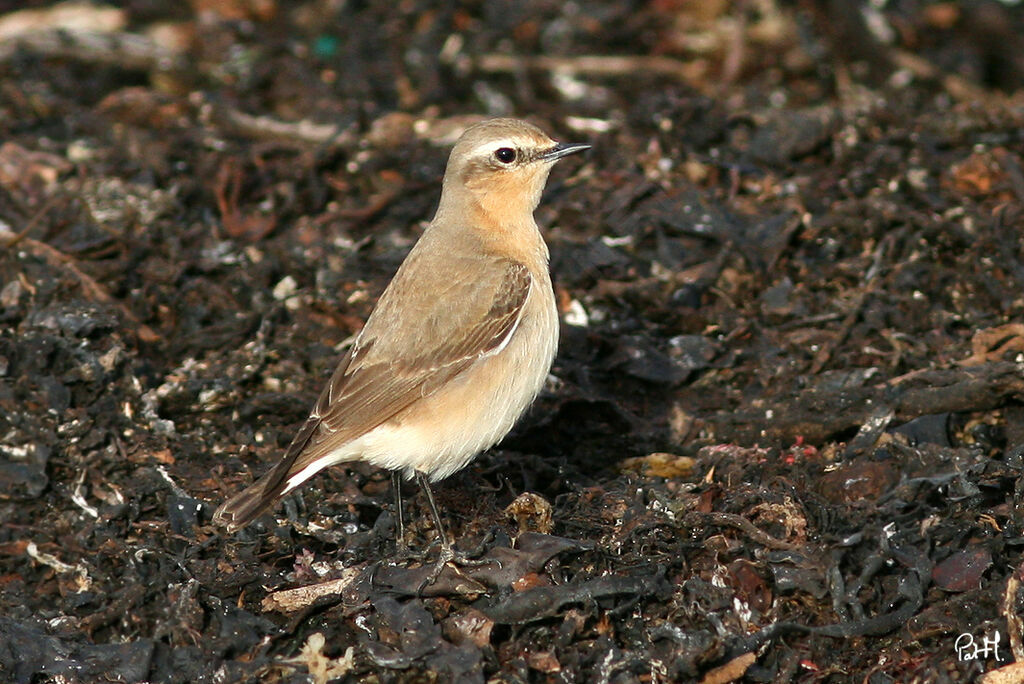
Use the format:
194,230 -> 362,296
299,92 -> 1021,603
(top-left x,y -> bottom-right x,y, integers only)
0,225 -> 161,343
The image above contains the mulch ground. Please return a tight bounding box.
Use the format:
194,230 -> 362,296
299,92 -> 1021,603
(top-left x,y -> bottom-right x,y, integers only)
2,1 -> 1024,682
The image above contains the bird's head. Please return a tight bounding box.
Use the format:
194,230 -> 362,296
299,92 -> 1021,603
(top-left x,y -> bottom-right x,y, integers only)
440,118 -> 589,223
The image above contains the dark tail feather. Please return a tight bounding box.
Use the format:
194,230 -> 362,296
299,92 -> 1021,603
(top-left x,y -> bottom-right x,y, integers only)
212,404 -> 329,532
212,463 -> 292,532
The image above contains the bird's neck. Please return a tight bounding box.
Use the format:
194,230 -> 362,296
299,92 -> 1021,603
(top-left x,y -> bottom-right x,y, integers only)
433,193 -> 548,266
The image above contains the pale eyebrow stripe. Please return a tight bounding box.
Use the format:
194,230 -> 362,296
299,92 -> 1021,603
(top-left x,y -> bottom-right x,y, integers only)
466,138 -> 520,158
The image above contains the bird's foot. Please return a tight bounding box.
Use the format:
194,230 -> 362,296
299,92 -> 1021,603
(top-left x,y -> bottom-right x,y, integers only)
451,527 -> 498,563
395,527 -> 496,564
416,542 -> 499,595
390,540 -> 428,564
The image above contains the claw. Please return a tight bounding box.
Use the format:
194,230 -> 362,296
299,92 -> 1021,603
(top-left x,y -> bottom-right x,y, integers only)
415,542 -> 499,596
394,471 -> 501,593
366,560 -> 383,588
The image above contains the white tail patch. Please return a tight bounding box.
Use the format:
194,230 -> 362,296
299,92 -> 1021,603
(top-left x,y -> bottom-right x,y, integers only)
283,458 -> 335,495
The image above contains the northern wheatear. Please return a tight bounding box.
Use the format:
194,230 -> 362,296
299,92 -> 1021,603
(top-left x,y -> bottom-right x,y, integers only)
214,118 -> 589,566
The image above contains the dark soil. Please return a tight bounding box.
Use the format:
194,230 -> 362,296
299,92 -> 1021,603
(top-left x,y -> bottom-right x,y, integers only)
2,1 -> 1024,682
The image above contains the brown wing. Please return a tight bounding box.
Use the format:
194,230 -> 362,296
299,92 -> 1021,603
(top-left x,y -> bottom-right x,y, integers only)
213,257 -> 532,531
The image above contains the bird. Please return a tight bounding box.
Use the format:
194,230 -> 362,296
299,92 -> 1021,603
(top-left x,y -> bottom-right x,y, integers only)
213,118 -> 589,569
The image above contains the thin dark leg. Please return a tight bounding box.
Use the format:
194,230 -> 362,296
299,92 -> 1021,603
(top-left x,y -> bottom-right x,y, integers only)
414,472 -> 497,593
416,471 -> 451,551
392,470 -> 406,552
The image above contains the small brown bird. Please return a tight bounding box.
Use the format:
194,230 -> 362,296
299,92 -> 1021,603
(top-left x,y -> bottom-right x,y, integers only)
213,118 -> 588,565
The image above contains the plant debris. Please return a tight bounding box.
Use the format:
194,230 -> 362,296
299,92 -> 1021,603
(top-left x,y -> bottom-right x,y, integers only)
2,1 -> 1024,681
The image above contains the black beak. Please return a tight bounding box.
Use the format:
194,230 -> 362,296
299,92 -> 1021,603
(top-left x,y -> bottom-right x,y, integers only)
540,142 -> 591,161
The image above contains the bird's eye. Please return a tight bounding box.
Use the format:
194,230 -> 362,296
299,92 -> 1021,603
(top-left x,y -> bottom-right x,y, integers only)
494,147 -> 517,164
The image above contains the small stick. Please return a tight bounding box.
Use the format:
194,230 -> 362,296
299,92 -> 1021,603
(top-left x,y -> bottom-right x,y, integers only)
0,225 -> 161,343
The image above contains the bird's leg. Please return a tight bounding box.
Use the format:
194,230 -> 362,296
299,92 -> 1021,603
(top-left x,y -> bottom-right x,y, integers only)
388,471 -> 432,564
391,470 -> 409,555
415,472 -> 497,591
416,471 -> 453,555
